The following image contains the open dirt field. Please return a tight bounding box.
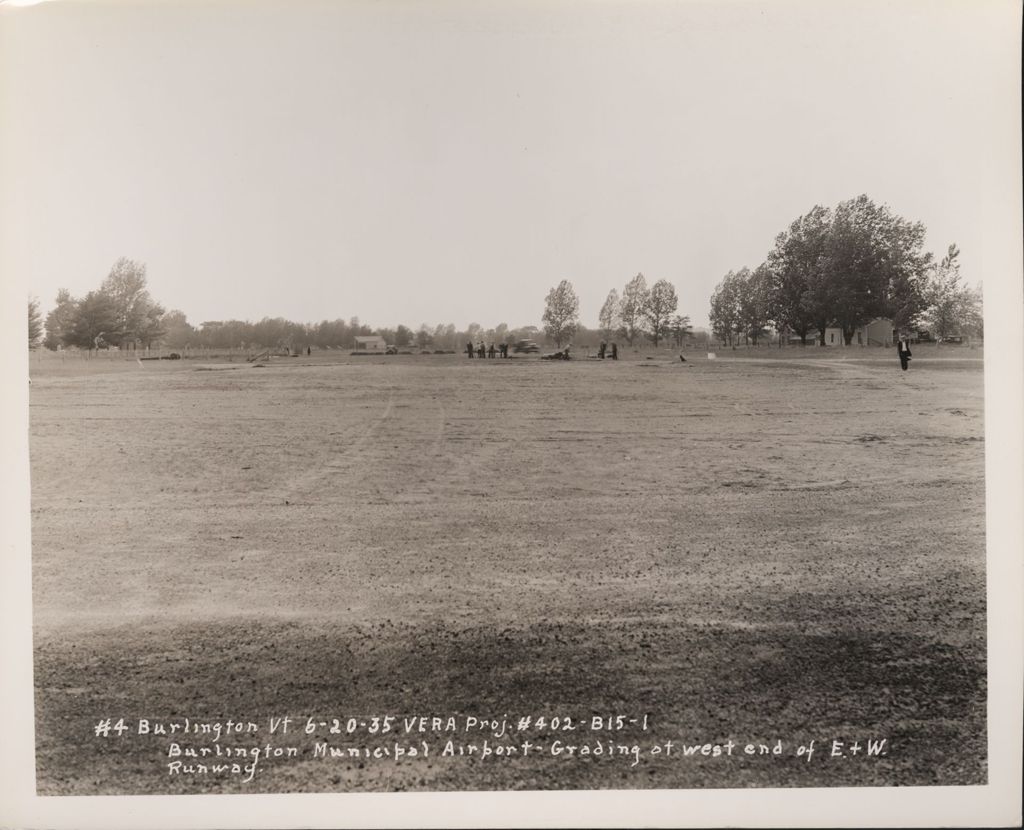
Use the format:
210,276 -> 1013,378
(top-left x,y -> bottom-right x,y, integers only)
29,347 -> 986,793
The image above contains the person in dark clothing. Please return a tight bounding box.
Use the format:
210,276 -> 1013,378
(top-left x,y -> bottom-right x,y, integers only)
488,343 -> 496,359
598,341 -> 607,359
896,335 -> 912,371
477,342 -> 486,358
499,342 -> 508,358
466,342 -> 474,358
610,342 -> 618,360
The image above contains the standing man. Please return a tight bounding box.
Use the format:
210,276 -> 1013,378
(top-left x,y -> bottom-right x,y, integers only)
466,341 -> 474,359
896,333 -> 912,371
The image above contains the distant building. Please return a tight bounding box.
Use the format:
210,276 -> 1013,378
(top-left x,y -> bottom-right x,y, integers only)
354,335 -> 387,352
823,318 -> 894,346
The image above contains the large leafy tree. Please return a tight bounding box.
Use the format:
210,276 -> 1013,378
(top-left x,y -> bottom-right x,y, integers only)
765,205 -> 831,345
100,257 -> 165,347
642,279 -> 678,347
542,279 -> 580,347
763,197 -> 931,345
826,195 -> 930,344
920,244 -> 982,340
619,273 -> 649,345
870,208 -> 930,332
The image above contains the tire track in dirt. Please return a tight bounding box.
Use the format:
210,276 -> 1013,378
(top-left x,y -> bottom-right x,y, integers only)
278,385 -> 396,502
806,359 -> 891,381
363,387 -> 451,500
278,378 -> 455,504
716,356 -> 893,383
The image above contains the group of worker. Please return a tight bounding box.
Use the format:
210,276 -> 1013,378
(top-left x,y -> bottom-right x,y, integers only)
462,339 -> 621,360
466,341 -> 509,359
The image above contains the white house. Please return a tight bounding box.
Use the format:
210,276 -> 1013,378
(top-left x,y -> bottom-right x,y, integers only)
823,318 -> 894,346
353,335 -> 387,352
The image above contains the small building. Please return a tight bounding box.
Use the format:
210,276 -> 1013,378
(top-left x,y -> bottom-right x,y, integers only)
353,336 -> 387,352
823,318 -> 894,347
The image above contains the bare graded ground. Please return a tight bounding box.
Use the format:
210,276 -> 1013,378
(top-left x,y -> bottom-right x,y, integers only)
29,348 -> 987,793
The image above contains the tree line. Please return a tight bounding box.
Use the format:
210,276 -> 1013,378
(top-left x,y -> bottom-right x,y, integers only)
708,195 -> 984,347
28,258 -> 589,352
32,198 -> 978,354
541,274 -> 693,349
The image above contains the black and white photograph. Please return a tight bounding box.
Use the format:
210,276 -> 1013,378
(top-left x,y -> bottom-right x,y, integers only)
1,0 -> 1021,827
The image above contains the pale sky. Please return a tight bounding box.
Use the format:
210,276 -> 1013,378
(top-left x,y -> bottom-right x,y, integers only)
2,0 -> 1020,330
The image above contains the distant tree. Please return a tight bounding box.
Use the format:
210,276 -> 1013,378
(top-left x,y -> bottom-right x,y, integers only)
619,273 -> 649,345
598,289 -> 621,339
569,323 -> 603,348
964,283 -> 984,339
739,264 -> 772,345
66,290 -> 118,349
394,324 -> 413,347
508,324 -> 541,343
542,279 -> 580,347
250,317 -> 287,349
137,302 -> 167,348
668,314 -> 693,347
642,279 -> 678,347
921,244 -> 982,341
28,297 -> 43,349
43,288 -> 78,350
160,310 -> 195,349
315,318 -> 354,349
198,320 -> 223,348
100,257 -> 164,348
415,324 -> 433,349
709,271 -> 742,346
